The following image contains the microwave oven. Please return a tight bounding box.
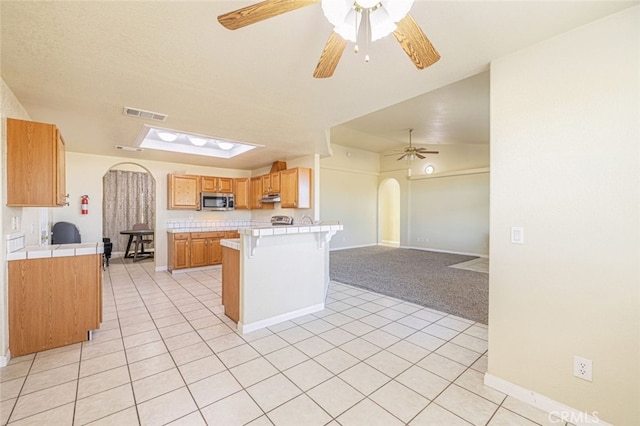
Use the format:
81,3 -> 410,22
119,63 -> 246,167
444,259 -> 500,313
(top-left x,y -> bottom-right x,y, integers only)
200,192 -> 234,211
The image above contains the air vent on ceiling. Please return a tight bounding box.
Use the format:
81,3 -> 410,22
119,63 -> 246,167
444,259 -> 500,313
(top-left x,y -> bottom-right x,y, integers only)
123,107 -> 168,122
116,145 -> 144,152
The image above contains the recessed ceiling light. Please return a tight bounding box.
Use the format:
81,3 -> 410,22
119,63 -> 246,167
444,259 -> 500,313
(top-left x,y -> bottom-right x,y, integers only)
217,141 -> 235,151
424,164 -> 435,174
157,131 -> 178,142
188,136 -> 208,147
133,125 -> 262,159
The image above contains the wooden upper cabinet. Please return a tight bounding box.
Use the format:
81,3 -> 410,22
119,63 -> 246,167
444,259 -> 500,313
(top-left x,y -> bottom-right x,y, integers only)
7,118 -> 67,207
234,178 -> 250,210
168,174 -> 200,210
201,176 -> 233,193
261,172 -> 281,195
280,168 -> 312,209
249,176 -> 263,210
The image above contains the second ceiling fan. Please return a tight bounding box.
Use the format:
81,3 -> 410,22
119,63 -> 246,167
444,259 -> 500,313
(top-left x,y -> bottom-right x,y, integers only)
217,0 -> 440,78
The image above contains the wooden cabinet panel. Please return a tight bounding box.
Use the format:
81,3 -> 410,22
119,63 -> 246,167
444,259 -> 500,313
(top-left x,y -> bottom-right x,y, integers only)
56,131 -> 67,206
168,231 -> 231,271
168,174 -> 200,210
218,178 -> 233,193
209,239 -> 222,265
250,176 -> 273,210
202,176 -> 233,193
7,118 -> 67,207
225,230 -> 240,239
222,246 -> 240,323
250,177 -> 263,209
280,168 -> 311,209
261,172 -> 281,195
190,238 -> 207,267
9,255 -> 102,356
168,232 -> 191,271
234,178 -> 250,210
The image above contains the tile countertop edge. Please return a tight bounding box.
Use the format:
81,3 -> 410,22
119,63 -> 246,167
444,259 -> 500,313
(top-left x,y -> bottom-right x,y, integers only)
221,238 -> 241,250
240,224 -> 343,237
7,242 -> 104,261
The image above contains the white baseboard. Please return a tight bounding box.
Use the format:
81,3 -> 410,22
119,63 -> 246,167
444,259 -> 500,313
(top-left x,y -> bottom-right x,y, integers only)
380,240 -> 400,247
484,373 -> 611,426
168,264 -> 221,274
402,245 -> 488,258
330,243 -> 377,252
155,265 -> 168,272
0,349 -> 11,367
238,303 -> 325,334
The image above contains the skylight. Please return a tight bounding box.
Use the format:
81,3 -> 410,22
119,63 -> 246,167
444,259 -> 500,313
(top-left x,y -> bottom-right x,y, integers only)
133,125 -> 262,159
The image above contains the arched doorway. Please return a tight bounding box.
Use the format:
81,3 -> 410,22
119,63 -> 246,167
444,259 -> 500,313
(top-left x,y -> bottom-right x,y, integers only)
102,162 -> 156,261
378,178 -> 400,247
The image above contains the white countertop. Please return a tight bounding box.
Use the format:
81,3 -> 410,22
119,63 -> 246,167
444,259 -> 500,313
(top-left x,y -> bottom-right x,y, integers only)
240,222 -> 343,237
7,242 -> 104,261
220,238 -> 241,250
167,227 -> 244,233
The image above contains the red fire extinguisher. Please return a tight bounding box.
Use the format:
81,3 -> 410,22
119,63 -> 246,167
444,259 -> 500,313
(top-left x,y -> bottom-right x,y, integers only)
81,195 -> 89,215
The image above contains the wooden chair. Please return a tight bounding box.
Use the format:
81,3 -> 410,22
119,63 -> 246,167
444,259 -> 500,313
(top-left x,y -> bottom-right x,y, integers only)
132,223 -> 154,260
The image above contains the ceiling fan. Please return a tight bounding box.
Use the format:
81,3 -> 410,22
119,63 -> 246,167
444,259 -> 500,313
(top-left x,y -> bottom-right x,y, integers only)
386,128 -> 439,161
217,0 -> 440,78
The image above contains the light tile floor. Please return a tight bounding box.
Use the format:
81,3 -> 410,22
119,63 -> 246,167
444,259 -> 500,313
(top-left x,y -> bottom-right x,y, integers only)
1,256 -> 565,425
449,258 -> 489,274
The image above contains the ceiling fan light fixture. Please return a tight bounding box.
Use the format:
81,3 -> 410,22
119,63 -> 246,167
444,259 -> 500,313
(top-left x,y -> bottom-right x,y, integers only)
369,7 -> 396,41
321,0 -> 414,43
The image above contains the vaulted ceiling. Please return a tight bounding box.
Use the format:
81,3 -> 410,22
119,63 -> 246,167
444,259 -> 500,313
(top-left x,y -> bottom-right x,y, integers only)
2,1 -> 635,169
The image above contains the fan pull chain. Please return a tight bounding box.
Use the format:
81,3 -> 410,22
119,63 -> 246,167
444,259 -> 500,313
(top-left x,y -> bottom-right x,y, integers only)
364,9 -> 370,63
353,7 -> 360,54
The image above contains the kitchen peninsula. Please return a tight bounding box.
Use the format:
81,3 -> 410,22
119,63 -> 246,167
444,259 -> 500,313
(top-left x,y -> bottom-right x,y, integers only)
221,222 -> 342,333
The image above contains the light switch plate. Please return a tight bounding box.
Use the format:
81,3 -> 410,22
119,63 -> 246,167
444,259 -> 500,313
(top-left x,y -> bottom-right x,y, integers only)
511,227 -> 524,244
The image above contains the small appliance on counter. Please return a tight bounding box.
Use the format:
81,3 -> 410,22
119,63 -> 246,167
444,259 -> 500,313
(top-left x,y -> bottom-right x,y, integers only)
271,215 -> 294,226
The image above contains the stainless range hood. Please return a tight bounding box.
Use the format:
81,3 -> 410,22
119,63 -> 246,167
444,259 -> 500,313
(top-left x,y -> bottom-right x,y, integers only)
261,194 -> 280,203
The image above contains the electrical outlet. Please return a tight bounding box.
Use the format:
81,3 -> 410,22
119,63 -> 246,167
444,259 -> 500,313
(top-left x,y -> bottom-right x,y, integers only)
573,356 -> 593,382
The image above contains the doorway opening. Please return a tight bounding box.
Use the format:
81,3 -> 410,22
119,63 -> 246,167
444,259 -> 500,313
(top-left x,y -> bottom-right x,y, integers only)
378,178 -> 400,247
102,163 -> 156,262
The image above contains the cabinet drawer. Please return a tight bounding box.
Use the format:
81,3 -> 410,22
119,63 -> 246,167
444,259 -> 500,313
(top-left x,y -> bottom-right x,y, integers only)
191,231 -> 225,239
173,233 -> 191,240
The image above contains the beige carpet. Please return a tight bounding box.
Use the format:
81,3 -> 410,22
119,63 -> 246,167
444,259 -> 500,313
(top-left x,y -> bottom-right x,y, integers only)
330,246 -> 489,324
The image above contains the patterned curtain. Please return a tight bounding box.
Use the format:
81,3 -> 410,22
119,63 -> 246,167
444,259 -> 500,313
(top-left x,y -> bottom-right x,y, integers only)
102,170 -> 155,252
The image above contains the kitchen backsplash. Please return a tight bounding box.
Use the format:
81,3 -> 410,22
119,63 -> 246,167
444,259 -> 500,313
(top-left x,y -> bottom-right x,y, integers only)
166,219 -> 271,230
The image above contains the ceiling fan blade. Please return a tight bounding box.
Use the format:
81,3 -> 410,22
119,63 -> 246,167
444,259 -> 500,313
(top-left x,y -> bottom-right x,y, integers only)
393,14 -> 441,70
313,32 -> 347,78
396,154 -> 407,161
416,149 -> 440,154
416,153 -> 426,159
218,0 -> 319,30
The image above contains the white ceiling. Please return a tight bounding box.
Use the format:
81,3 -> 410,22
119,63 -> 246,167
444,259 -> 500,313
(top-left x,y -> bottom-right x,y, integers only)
2,1 -> 636,170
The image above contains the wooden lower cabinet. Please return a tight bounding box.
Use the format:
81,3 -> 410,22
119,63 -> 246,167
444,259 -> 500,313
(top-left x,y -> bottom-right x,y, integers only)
168,231 -> 235,271
221,246 -> 240,322
168,233 -> 191,270
9,254 -> 102,357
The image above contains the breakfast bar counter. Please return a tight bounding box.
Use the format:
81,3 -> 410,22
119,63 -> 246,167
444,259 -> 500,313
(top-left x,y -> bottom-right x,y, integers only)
221,222 -> 342,333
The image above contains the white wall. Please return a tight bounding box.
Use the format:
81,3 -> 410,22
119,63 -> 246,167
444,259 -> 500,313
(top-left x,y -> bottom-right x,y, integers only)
379,178 -> 400,245
488,6 -> 639,425
380,144 -> 490,255
408,172 -> 489,255
320,144 -> 380,249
